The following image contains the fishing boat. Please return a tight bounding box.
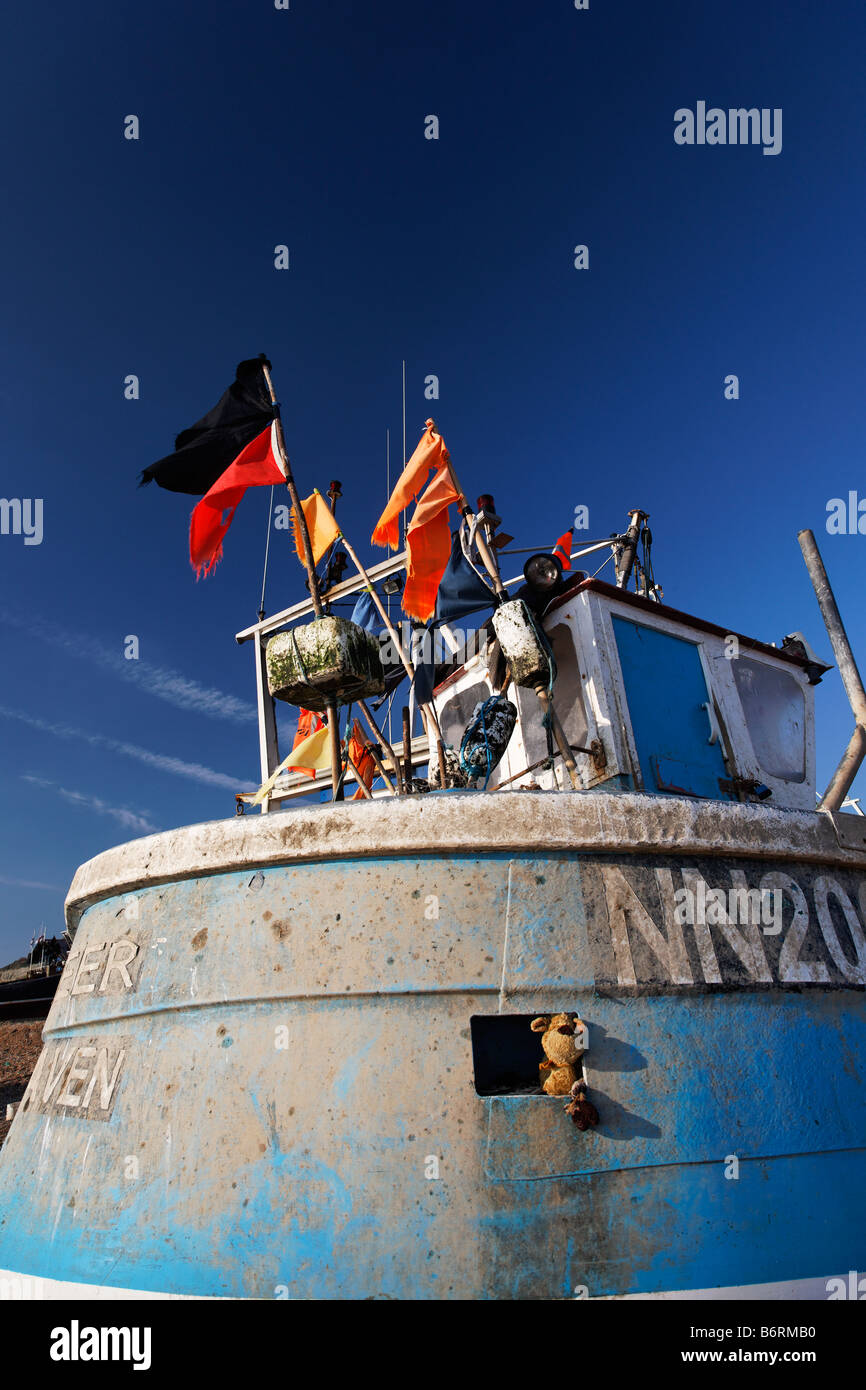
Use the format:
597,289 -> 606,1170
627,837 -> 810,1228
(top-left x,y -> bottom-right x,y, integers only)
1,387 -> 864,1301
0,934 -> 68,1023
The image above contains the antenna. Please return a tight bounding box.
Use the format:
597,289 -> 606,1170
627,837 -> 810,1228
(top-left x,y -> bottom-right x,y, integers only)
401,360 -> 407,549
401,360 -> 413,750
258,485 -> 275,620
386,427 -> 392,749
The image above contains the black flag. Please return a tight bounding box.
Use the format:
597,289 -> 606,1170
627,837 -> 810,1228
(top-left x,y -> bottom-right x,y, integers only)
139,357 -> 275,495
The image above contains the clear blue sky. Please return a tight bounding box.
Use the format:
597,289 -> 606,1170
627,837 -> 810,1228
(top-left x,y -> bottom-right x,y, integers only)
1,0 -> 864,962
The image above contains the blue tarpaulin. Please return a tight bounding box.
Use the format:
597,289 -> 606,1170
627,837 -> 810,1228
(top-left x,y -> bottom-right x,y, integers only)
350,589 -> 381,633
435,533 -> 496,624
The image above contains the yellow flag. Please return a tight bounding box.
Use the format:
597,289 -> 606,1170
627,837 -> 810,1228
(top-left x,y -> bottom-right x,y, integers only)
292,490 -> 340,566
252,725 -> 331,805
288,724 -> 331,773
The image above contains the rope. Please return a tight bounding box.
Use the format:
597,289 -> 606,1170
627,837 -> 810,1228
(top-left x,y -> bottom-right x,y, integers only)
289,626 -> 312,690
522,601 -> 557,699
333,702 -> 352,799
288,626 -> 337,706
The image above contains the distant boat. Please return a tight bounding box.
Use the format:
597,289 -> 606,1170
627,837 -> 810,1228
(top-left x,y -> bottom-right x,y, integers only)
0,973 -> 60,1021
0,935 -> 67,1020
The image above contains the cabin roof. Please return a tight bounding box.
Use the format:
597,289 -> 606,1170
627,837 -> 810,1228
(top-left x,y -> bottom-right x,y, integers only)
546,577 -> 831,675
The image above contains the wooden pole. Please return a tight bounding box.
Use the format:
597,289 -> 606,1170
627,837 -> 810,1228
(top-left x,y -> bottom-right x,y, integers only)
535,685 -> 580,790
402,706 -> 413,786
436,733 -> 448,788
353,722 -> 396,795
495,753 -> 557,790
339,534 -> 415,684
259,360 -> 343,800
344,750 -> 373,799
358,699 -> 405,794
321,479 -> 343,591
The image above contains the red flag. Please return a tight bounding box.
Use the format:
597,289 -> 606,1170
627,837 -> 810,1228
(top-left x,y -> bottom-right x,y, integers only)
552,529 -> 573,571
189,421 -> 285,577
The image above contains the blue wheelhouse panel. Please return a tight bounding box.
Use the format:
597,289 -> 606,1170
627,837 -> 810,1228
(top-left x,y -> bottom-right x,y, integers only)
612,617 -> 733,800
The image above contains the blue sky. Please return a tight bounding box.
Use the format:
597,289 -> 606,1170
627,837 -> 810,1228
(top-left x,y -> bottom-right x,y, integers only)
1,0 -> 865,962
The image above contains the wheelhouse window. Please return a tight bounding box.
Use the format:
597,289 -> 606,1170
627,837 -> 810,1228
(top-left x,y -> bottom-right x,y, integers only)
438,680 -> 492,752
732,657 -> 806,783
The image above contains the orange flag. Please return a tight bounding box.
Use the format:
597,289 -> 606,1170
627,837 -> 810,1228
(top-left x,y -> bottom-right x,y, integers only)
291,708 -> 325,779
371,419 -> 451,550
402,466 -> 461,623
348,720 -> 376,799
293,490 -> 340,566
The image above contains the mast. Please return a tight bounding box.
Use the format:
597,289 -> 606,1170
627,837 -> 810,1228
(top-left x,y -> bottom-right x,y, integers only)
259,360 -> 343,800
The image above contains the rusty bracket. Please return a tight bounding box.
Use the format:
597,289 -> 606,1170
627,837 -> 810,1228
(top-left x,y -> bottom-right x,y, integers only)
718,776 -> 773,802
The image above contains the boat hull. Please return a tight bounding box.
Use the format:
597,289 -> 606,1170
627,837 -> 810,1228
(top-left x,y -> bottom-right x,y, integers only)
0,792 -> 864,1300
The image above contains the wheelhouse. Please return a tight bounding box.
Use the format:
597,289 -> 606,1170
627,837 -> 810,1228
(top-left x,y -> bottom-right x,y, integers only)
432,575 -> 828,811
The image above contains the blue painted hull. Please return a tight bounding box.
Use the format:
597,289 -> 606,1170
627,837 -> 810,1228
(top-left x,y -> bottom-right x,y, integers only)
0,796 -> 863,1299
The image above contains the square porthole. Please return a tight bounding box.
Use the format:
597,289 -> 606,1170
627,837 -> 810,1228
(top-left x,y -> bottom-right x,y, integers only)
470,1014 -> 544,1095
470,1014 -> 588,1096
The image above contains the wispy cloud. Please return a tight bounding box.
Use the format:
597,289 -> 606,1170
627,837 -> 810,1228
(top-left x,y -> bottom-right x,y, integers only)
0,610 -> 255,723
22,776 -> 158,835
0,874 -> 62,892
0,704 -> 244,791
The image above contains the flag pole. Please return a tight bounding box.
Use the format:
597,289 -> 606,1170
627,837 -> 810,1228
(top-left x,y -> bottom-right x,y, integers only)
259,359 -> 343,800
338,532 -> 415,687
345,750 -> 374,799
401,361 -> 407,551
385,427 -> 392,750
353,719 -> 396,795
358,699 -> 405,794
335,526 -> 448,769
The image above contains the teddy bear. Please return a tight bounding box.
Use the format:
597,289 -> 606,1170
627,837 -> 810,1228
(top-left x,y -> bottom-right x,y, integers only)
530,1013 -> 587,1096
564,1079 -> 600,1131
